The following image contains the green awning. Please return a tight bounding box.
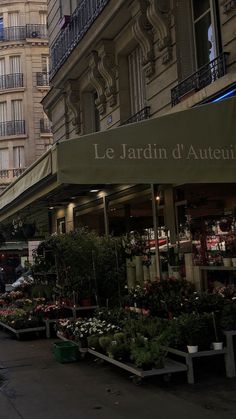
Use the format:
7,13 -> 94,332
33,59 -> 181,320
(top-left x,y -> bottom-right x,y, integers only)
57,97 -> 236,184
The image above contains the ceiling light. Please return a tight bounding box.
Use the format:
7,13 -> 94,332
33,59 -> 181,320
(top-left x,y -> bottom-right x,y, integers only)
90,189 -> 99,193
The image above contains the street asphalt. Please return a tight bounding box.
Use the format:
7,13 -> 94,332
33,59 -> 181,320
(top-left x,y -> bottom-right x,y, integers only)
0,330 -> 236,419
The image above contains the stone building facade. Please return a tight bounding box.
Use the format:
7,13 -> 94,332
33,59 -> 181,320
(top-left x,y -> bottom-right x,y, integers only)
44,0 -> 236,143
0,0 -> 52,192
41,0 -> 236,234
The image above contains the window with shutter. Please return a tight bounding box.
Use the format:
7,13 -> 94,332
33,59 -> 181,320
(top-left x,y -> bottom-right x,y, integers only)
0,149 -> 9,170
128,47 -> 146,116
191,0 -> 220,68
13,146 -> 25,168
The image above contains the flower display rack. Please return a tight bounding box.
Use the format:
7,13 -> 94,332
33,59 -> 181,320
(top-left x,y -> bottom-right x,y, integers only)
0,320 -> 46,340
87,348 -> 187,385
162,346 -> 234,384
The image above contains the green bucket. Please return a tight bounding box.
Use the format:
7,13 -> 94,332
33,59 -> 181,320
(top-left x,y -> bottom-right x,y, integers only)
53,341 -> 79,363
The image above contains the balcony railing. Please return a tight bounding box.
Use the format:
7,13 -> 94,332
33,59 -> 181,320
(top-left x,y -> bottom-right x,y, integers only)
0,120 -> 25,136
26,24 -> 48,39
50,0 -> 110,78
122,106 -> 151,125
36,72 -> 50,86
40,118 -> 52,133
0,168 -> 26,180
0,24 -> 47,42
0,73 -> 23,90
171,52 -> 229,106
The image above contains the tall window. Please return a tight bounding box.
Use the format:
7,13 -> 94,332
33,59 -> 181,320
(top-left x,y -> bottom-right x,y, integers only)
10,56 -> 21,74
128,47 -> 146,115
0,58 -> 5,90
191,0 -> 219,68
40,13 -> 47,26
13,146 -> 25,168
0,149 -> 9,170
8,12 -> 19,27
11,100 -> 23,121
0,16 -> 3,40
42,55 -> 49,73
0,102 -> 7,138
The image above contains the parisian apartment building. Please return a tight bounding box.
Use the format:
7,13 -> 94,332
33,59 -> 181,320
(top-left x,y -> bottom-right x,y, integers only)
0,0 -> 52,193
45,0 -> 236,143
39,0 -> 236,234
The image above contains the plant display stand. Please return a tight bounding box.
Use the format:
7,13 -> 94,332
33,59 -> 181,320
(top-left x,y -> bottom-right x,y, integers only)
87,348 -> 187,385
0,320 -> 46,340
163,346 -> 233,384
223,330 -> 236,377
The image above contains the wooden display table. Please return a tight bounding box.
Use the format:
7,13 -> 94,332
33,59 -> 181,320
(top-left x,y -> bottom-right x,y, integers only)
0,320 -> 45,340
87,348 -> 187,385
163,346 -> 233,384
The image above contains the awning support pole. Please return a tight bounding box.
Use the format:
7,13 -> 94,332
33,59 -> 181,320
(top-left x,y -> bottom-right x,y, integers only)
151,184 -> 162,280
103,195 -> 109,236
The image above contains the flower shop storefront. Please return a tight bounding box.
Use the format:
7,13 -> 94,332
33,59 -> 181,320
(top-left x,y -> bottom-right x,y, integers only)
0,97 -> 235,290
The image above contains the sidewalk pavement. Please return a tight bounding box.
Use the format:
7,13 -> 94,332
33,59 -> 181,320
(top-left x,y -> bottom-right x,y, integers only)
0,330 -> 236,419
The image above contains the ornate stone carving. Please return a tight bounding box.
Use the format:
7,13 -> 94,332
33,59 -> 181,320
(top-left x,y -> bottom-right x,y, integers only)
64,80 -> 81,134
147,0 -> 172,64
97,40 -> 117,107
88,51 -> 106,115
131,0 -> 155,78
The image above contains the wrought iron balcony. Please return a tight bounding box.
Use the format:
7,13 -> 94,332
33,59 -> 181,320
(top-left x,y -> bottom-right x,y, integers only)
26,24 -> 47,39
0,26 -> 26,41
36,72 -> 50,86
0,120 -> 26,136
40,118 -> 52,133
50,0 -> 110,78
122,106 -> 151,125
0,73 -> 23,90
224,0 -> 236,13
0,168 -> 26,180
0,24 -> 47,42
171,52 -> 229,106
